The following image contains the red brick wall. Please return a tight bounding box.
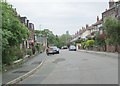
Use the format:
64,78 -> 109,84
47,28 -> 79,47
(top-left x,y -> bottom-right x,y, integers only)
117,45 -> 120,53
106,45 -> 116,52
29,29 -> 35,41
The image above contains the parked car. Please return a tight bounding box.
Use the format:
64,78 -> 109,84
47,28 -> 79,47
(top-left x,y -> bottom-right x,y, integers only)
61,46 -> 68,49
53,46 -> 59,54
46,46 -> 59,55
69,45 -> 76,51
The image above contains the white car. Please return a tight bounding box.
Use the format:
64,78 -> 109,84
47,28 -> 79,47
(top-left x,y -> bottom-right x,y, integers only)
69,45 -> 76,51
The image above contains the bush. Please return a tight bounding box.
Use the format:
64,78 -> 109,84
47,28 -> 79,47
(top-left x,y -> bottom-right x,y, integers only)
2,46 -> 26,65
27,49 -> 33,56
81,42 -> 86,49
86,40 -> 95,50
2,54 -> 17,65
35,43 -> 43,53
15,49 -> 24,59
2,47 -> 18,65
86,40 -> 94,47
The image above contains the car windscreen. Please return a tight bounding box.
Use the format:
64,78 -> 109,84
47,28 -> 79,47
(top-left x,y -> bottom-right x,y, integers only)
70,46 -> 75,49
50,46 -> 58,50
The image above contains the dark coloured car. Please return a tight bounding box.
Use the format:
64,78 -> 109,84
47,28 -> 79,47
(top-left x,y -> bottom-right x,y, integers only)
69,45 -> 76,51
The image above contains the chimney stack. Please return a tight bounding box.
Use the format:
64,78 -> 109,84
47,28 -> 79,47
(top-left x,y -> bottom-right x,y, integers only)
97,16 -> 99,22
109,0 -> 114,8
86,24 -> 89,29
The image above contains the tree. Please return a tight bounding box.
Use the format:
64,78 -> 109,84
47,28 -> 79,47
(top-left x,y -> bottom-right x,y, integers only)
35,29 -> 57,46
2,1 -> 29,64
59,34 -> 71,45
35,30 -> 72,48
94,32 -> 106,48
104,17 -> 120,52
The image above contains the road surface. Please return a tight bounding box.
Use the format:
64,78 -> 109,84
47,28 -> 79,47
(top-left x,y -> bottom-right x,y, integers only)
18,49 -> 118,84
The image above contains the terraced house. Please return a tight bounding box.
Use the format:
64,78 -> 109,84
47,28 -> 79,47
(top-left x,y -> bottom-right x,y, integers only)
69,0 -> 120,52
12,8 -> 35,50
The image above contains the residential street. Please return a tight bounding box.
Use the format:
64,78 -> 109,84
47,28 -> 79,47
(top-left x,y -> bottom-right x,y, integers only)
2,0 -> 120,85
18,50 -> 118,84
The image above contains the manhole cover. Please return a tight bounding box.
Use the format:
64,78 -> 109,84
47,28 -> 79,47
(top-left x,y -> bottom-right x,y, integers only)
32,61 -> 42,65
13,70 -> 29,73
53,58 -> 65,64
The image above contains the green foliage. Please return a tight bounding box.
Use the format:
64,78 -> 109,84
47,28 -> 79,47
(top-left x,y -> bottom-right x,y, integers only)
86,40 -> 94,47
35,29 -> 56,45
27,49 -> 33,56
81,42 -> 86,49
59,34 -> 71,47
2,2 -> 29,64
2,2 -> 29,47
35,43 -> 43,53
35,29 -> 71,48
104,17 -> 120,45
15,49 -> 25,59
2,46 -> 24,64
94,32 -> 105,47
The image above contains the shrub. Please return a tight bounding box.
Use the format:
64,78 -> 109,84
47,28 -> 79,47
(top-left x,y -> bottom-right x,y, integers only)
35,43 -> 43,53
3,47 -> 30,65
2,47 -> 19,65
86,40 -> 94,47
81,42 -> 86,49
15,49 -> 24,59
85,40 -> 95,50
27,49 -> 33,56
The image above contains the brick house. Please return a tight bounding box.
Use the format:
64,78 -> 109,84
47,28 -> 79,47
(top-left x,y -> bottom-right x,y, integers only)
19,17 -> 29,49
28,23 -> 35,47
102,0 -> 120,21
102,0 -> 120,52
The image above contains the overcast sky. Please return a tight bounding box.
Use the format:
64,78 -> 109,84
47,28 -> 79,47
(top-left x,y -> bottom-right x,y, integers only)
7,0 -> 109,35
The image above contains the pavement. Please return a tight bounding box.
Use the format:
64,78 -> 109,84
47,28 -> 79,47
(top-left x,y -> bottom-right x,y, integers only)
2,52 -> 47,85
78,49 -> 119,58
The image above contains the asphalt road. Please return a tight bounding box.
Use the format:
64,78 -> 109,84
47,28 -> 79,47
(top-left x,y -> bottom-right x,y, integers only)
18,49 -> 118,84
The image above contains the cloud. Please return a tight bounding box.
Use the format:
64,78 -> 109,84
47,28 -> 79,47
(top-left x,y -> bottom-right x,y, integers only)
7,0 -> 108,35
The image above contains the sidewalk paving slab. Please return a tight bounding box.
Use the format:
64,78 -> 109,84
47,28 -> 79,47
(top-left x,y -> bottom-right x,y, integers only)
2,52 -> 47,84
78,49 -> 118,58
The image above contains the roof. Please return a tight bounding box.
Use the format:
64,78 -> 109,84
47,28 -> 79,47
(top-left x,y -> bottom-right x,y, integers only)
86,25 -> 94,30
92,19 -> 103,26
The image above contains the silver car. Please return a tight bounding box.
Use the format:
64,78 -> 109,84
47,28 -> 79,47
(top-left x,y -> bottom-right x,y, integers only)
69,45 -> 76,51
